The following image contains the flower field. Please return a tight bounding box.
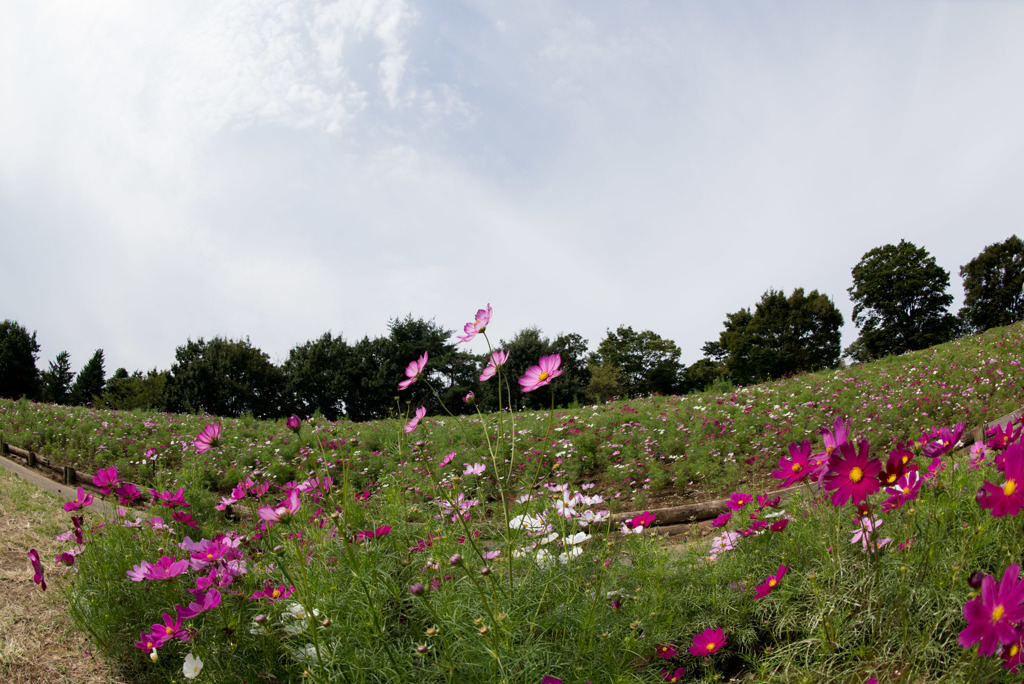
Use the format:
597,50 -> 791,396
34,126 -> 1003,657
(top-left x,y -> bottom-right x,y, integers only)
10,316 -> 1024,682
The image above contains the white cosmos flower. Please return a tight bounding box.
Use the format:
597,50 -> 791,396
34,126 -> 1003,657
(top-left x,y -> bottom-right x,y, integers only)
539,532 -> 559,545
563,532 -> 591,546
183,653 -> 203,679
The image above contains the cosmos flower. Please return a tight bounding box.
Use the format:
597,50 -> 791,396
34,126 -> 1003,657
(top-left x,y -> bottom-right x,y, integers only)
398,352 -> 428,390
959,564 -> 1024,656
405,406 -> 427,434
27,549 -> 46,591
773,439 -> 814,487
479,349 -> 509,382
457,304 -> 492,343
689,628 -> 727,656
518,354 -> 563,392
92,466 -> 120,495
754,564 -> 788,599
193,423 -> 221,453
63,487 -> 94,512
977,442 -> 1024,518
823,439 -> 881,507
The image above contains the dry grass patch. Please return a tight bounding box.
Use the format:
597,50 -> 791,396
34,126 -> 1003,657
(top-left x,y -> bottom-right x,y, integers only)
0,467 -> 125,684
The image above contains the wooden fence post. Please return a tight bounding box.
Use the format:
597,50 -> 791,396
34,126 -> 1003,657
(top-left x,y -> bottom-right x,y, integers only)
27,451 -> 37,467
64,466 -> 77,485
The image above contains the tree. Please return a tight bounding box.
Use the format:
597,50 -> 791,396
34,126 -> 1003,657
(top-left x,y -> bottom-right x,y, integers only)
590,326 -> 683,397
476,327 -> 591,411
0,320 -> 40,399
40,351 -> 75,404
103,368 -> 168,411
282,333 -> 353,421
846,240 -> 957,361
70,349 -> 106,406
163,338 -> 283,418
958,235 -> 1024,333
705,288 -> 844,385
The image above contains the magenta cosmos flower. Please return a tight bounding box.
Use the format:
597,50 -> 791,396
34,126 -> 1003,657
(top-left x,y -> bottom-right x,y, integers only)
689,627 -> 727,656
405,406 -> 427,434
257,489 -> 302,524
977,442 -> 1024,518
457,304 -> 492,343
519,354 -> 563,392
754,564 -> 788,599
823,439 -> 881,507
194,422 -> 221,453
63,487 -> 94,512
654,642 -> 677,659
959,564 -> 1024,656
150,487 -> 189,508
286,414 -> 301,432
92,466 -> 120,495
143,555 -> 190,580
726,492 -> 753,511
479,349 -> 509,382
27,549 -> 46,591
661,668 -> 686,683
398,352 -> 428,390
773,439 -> 813,487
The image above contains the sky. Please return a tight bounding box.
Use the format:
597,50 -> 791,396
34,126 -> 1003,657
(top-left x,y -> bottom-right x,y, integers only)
2,1 -> 1023,377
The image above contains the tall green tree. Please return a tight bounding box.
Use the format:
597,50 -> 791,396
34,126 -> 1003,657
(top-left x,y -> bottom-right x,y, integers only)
705,288 -> 844,385
103,368 -> 167,411
958,235 -> 1024,333
282,333 -> 353,421
846,240 -> 957,361
70,349 -> 106,406
0,320 -> 40,399
163,338 -> 283,418
40,351 -> 75,404
590,325 -> 683,397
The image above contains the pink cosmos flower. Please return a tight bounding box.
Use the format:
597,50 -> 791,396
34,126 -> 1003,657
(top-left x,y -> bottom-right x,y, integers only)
286,414 -> 301,432
193,423 -> 221,453
711,512 -> 732,528
850,518 -> 891,553
176,588 -> 222,619
959,564 -> 1024,656
251,582 -> 295,602
398,352 -> 428,390
662,668 -> 686,683
92,466 -> 120,495
439,451 -> 456,469
127,561 -> 152,582
135,632 -> 167,652
27,549 -> 46,591
142,555 -> 190,580
630,511 -> 656,530
770,518 -> 789,532
773,440 -> 813,487
463,391 -> 474,403
924,422 -> 966,459
823,439 -> 881,507
689,627 -> 727,656
457,304 -> 492,343
977,442 -> 1024,518
479,350 -> 509,382
150,487 -> 189,508
881,471 -> 921,512
355,526 -> 392,541
172,512 -> 199,529
63,487 -> 94,512
519,354 -> 563,392
754,564 -> 788,599
150,612 -> 190,642
463,463 -> 486,476
726,492 -> 753,511
115,483 -> 141,505
654,643 -> 677,659
257,489 -> 302,524
404,406 -> 427,434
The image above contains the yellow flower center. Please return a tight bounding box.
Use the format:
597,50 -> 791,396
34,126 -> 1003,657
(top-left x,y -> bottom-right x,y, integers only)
769,579 -> 777,587
791,463 -> 803,473
165,626 -> 174,635
849,467 -> 863,483
993,605 -> 1005,622
1011,644 -> 1019,657
538,371 -> 549,382
902,454 -> 910,464
1004,479 -> 1017,497
887,473 -> 897,484
902,487 -> 910,494
273,589 -> 281,598
206,553 -> 214,559
706,642 -> 716,651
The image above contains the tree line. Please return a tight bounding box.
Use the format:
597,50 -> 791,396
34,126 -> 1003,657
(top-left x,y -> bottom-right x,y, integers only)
1,236 -> 1021,419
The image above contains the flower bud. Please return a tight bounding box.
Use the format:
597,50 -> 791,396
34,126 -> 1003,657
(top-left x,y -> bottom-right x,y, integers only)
149,649 -> 159,662
425,627 -> 437,637
273,545 -> 285,555
416,644 -> 428,654
286,414 -> 302,432
409,583 -> 425,596
479,566 -> 490,576
449,554 -> 462,566
968,571 -> 986,590
321,618 -> 331,628
254,614 -> 267,624
478,625 -> 489,635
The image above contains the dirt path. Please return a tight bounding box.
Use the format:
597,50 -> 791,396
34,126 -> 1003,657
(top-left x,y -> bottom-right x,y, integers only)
0,466 -> 125,683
